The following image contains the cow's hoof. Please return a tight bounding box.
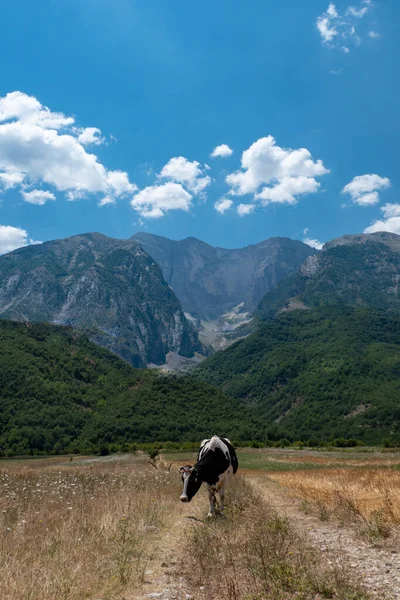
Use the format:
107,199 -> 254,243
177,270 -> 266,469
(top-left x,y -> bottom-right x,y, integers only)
206,512 -> 215,518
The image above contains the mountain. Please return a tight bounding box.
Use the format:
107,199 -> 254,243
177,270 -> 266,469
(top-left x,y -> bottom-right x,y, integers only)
198,306 -> 400,444
133,232 -> 316,321
0,233 -> 201,367
0,320 -> 254,456
257,232 -> 400,320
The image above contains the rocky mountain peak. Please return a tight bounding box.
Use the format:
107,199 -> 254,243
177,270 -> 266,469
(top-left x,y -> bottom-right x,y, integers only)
133,232 -> 315,320
323,232 -> 400,252
0,233 -> 201,367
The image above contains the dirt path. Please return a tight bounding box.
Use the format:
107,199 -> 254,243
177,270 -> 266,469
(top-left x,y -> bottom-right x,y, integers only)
248,472 -> 400,600
134,463 -> 400,600
133,486 -> 208,600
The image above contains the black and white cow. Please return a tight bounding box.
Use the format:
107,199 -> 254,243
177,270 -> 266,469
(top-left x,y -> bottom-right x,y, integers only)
179,436 -> 238,517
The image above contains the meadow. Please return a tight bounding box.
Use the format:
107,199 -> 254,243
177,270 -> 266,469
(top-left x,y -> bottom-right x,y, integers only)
1,448 -> 399,599
0,454 -> 180,600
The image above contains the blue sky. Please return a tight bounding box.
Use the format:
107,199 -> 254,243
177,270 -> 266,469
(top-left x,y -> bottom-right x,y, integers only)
0,0 -> 399,251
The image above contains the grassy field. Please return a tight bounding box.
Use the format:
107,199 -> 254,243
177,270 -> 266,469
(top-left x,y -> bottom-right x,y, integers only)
0,453 -> 181,600
166,447 -> 400,546
164,446 -> 400,471
2,448 -> 399,599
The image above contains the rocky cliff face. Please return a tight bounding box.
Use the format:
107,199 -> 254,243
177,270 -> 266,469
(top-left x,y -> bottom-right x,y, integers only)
0,233 -> 201,366
257,232 -> 400,319
133,233 -> 316,320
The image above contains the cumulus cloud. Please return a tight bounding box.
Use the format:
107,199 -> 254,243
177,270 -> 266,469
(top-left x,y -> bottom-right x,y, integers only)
0,91 -> 136,206
129,155 -> 212,219
256,176 -> 321,204
21,189 -> 56,205
364,204 -> 400,235
0,170 -> 24,189
0,224 -> 41,254
316,1 -> 378,51
341,174 -> 390,205
237,203 -> 255,216
76,127 -> 105,146
226,136 -> 328,206
158,156 -> 211,195
214,198 -> 233,214
303,237 -> 324,250
302,228 -> 324,250
210,144 -> 233,158
131,182 -> 192,218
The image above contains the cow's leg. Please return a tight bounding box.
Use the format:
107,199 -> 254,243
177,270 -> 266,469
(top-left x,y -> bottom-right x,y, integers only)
207,489 -> 216,518
219,481 -> 227,512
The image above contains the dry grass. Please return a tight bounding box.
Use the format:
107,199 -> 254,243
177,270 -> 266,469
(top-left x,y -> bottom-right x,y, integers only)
183,475 -> 370,600
0,456 -> 180,600
271,468 -> 400,544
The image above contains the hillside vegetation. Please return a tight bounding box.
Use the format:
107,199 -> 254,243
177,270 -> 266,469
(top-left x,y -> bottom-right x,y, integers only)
0,321 -> 252,456
198,306 -> 400,444
258,236 -> 400,320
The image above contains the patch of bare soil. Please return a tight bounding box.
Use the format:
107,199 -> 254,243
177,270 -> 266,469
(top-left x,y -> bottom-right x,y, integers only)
249,472 -> 400,599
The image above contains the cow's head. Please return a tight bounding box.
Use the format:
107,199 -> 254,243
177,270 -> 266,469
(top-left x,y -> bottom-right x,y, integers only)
179,465 -> 202,502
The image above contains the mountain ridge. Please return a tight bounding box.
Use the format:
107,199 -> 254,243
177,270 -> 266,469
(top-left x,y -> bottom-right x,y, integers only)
0,233 -> 201,366
257,232 -> 400,320
133,231 -> 316,320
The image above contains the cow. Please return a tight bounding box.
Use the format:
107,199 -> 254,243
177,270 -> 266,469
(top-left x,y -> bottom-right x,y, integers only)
179,436 -> 239,517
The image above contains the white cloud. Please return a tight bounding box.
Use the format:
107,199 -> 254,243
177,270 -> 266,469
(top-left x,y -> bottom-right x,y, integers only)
317,13 -> 338,43
0,224 -> 41,254
302,228 -> 324,250
237,203 -> 255,216
368,30 -> 380,38
98,196 -> 115,207
0,91 -> 73,129
0,91 -> 136,206
303,237 -> 324,250
106,170 -> 137,197
379,204 -> 400,219
342,174 -> 390,205
131,182 -> 192,218
256,176 -> 320,204
21,189 -> 56,205
210,144 -> 233,158
346,6 -> 368,18
158,156 -> 210,195
226,136 -> 328,206
0,170 -> 24,189
77,127 -> 105,146
330,68 -> 344,75
316,1 -> 377,51
364,204 -> 400,235
214,198 -> 233,214
327,3 -> 339,17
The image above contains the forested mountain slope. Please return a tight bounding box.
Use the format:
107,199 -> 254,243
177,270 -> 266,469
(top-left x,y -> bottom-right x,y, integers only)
0,233 -> 201,366
0,320 -> 253,455
257,233 -> 400,320
198,306 -> 400,444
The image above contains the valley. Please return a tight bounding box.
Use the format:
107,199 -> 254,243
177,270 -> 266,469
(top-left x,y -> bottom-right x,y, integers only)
2,448 -> 400,599
1,231 -> 400,452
